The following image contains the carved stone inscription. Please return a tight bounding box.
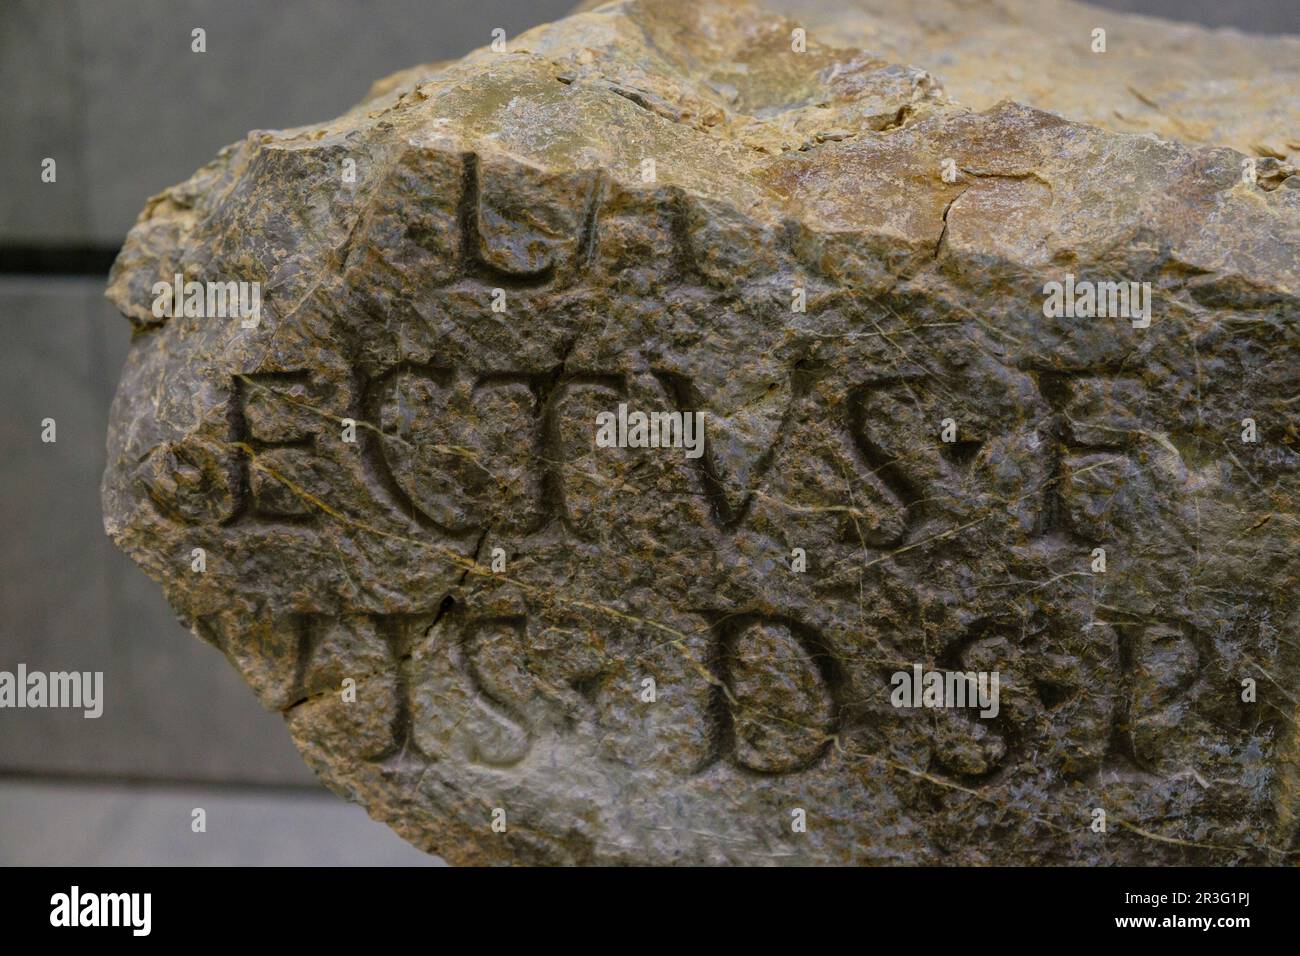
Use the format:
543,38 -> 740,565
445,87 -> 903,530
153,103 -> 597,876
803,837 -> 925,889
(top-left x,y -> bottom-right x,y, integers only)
102,0 -> 1299,865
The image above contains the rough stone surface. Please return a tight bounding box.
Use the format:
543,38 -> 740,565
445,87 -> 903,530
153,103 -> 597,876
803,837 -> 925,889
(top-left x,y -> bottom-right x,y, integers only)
104,0 -> 1300,864
741,0 -> 1300,164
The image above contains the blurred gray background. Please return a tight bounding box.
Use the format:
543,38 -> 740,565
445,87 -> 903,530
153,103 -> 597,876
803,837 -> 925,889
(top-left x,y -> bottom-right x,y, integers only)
0,0 -> 1296,865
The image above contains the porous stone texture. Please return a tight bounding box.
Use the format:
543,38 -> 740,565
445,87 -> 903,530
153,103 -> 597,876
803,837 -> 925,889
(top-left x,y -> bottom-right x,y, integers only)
104,0 -> 1300,864
702,0 -> 1300,164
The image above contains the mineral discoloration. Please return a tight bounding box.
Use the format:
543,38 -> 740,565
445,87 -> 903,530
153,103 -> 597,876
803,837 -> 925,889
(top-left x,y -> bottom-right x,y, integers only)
105,0 -> 1299,864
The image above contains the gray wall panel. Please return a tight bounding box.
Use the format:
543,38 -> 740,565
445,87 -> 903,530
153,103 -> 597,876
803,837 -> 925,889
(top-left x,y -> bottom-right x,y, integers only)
0,1 -> 89,243
1,0 -> 576,245
0,780 -> 442,864
0,278 -> 315,785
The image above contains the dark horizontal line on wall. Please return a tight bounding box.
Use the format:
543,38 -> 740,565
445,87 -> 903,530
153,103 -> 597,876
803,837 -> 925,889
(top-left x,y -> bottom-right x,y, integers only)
0,767 -> 325,796
0,245 -> 121,277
